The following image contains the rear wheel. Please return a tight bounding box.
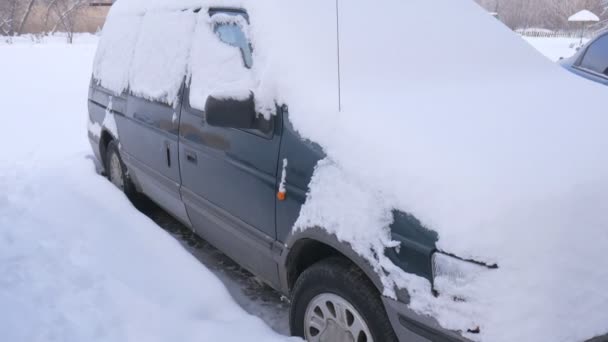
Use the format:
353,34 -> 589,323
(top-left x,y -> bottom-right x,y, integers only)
105,140 -> 136,199
290,257 -> 398,342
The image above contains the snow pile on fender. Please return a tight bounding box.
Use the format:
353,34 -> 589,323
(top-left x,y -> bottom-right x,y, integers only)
93,0 -> 608,341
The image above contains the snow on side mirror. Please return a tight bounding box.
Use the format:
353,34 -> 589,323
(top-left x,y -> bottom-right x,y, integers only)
205,92 -> 256,130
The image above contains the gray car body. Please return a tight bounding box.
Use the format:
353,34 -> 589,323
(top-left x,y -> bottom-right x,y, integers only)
560,32 -> 608,86
87,75 -> 469,341
87,8 -> 608,342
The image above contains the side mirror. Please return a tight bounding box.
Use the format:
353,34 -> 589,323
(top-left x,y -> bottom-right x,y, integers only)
205,93 -> 256,129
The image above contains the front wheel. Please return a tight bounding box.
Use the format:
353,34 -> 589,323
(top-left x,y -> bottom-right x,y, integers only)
105,140 -> 136,199
290,257 -> 398,342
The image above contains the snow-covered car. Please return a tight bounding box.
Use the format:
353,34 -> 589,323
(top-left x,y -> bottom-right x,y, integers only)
561,31 -> 608,86
88,1 -> 608,341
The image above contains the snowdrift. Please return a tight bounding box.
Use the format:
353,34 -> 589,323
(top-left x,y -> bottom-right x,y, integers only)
0,43 -> 291,342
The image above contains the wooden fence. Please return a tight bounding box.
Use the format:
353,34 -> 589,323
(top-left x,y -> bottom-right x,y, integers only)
517,30 -> 587,38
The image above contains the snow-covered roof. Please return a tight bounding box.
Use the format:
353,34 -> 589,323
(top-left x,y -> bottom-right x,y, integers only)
568,9 -> 600,22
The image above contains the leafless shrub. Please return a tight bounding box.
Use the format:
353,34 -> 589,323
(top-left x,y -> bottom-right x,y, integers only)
45,0 -> 88,43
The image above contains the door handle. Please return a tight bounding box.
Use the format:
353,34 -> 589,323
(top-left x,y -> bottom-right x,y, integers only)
185,150 -> 198,164
164,141 -> 172,168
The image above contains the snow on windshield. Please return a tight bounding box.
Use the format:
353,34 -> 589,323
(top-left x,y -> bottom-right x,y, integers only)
93,0 -> 608,341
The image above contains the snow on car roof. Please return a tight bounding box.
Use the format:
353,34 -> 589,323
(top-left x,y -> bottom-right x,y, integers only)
109,0 -> 245,14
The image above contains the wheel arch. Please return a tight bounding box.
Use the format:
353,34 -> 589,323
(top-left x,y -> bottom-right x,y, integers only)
281,227 -> 384,296
99,129 -> 116,170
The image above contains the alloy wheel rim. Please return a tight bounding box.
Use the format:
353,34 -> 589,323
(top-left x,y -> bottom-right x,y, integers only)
304,293 -> 373,342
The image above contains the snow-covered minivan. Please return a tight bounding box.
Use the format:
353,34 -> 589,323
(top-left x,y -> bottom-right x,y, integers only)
88,1 -> 608,341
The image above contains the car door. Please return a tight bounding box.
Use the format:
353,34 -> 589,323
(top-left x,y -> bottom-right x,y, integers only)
573,33 -> 608,86
118,11 -> 196,226
121,96 -> 190,223
179,8 -> 282,287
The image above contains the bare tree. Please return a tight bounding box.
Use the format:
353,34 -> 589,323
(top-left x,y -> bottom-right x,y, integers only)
46,0 -> 88,43
0,0 -> 20,36
17,0 -> 36,35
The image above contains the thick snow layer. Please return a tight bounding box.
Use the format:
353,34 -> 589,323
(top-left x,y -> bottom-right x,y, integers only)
188,12 -> 256,110
93,15 -> 141,95
293,2 -> 608,341
0,41 -> 293,342
259,1 -> 608,341
129,11 -> 196,105
568,10 -> 600,22
524,37 -> 587,61
95,3 -> 273,113
109,0 -> 245,15
92,0 -> 608,341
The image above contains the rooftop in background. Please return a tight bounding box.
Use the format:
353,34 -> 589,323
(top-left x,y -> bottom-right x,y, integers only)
568,10 -> 600,23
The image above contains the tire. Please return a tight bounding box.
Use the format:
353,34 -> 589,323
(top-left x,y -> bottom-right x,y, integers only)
105,140 -> 137,199
290,257 -> 398,342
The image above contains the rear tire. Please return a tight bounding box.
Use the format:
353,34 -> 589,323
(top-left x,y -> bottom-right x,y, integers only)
290,257 -> 398,342
105,140 -> 137,199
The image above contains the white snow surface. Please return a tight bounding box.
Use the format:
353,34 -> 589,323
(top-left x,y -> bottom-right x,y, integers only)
93,15 -> 142,95
188,12 -> 256,110
129,11 -> 196,105
278,159 -> 288,195
524,36 -> 587,61
568,10 -> 600,22
92,0 -> 608,341
0,33 -> 99,45
0,41 -> 293,342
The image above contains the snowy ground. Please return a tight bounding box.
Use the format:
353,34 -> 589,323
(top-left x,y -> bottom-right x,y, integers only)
523,36 -> 588,61
133,197 -> 290,334
0,39 -> 293,341
0,33 -> 100,45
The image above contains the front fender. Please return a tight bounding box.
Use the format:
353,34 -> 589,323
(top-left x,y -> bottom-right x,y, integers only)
278,227 -> 385,296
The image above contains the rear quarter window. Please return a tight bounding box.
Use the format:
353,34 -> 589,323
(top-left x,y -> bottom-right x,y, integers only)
129,11 -> 197,105
93,15 -> 143,94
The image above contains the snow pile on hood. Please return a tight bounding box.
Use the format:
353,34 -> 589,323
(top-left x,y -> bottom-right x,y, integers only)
284,2 -> 608,341
298,2 -> 608,341
0,40 -> 293,342
93,0 -> 608,341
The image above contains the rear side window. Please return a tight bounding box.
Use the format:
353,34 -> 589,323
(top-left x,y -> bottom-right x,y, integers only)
579,35 -> 608,77
214,20 -> 253,68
